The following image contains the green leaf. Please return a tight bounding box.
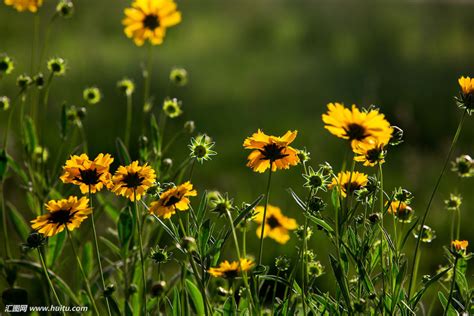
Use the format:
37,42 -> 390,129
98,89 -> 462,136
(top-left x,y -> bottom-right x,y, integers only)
172,287 -> 181,316
329,254 -> 351,311
7,202 -> 29,240
99,236 -> 121,257
82,241 -> 93,278
96,194 -> 120,222
0,149 -> 7,181
6,153 -> 28,183
116,138 -> 131,165
185,279 -> 205,316
306,214 -> 334,234
411,267 -> 450,307
47,231 -> 66,267
118,207 -> 133,249
22,116 -> 38,154
438,291 -> 458,316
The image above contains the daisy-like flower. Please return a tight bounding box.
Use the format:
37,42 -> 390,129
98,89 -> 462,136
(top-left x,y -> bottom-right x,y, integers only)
60,153 -> 114,194
112,161 -> 156,201
329,171 -> 368,197
122,0 -> 182,46
353,139 -> 387,166
208,258 -> 254,278
387,200 -> 414,223
188,135 -> 217,163
243,130 -> 300,173
31,196 -> 91,237
457,76 -> 474,114
47,58 -> 67,76
149,181 -> 196,219
451,154 -> 473,178
253,204 -> 298,244
452,240 -> 468,253
444,193 -> 462,211
322,103 -> 393,148
4,0 -> 42,12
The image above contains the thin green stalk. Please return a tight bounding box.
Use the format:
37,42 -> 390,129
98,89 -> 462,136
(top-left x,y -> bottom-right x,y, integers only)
78,122 -> 88,153
378,163 -> 387,307
1,181 -> 11,260
66,229 -> 100,315
456,208 -> 461,240
38,249 -> 65,315
301,188 -> 313,315
143,44 -> 153,113
89,187 -> 112,316
408,109 -> 467,300
3,92 -> 21,148
188,158 -> 196,181
125,93 -> 133,149
133,189 -> 148,316
257,168 -> 273,266
444,257 -> 459,316
226,210 -> 255,312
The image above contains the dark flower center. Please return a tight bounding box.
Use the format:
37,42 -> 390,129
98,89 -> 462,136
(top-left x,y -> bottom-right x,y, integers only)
194,145 -> 207,158
143,14 -> 160,30
366,148 -> 382,163
87,92 -> 96,99
0,61 -> 8,71
164,194 -> 182,207
266,215 -> 281,229
344,182 -> 362,194
345,123 -> 367,140
48,209 -> 75,225
77,169 -> 100,185
123,172 -> 144,188
223,269 -> 239,279
259,143 -> 288,162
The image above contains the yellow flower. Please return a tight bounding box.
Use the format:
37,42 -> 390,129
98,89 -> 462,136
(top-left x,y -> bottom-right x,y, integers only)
149,182 -> 197,219
329,171 -> 368,197
31,196 -> 91,237
253,204 -> 298,244
387,200 -> 413,223
322,103 -> 393,148
452,240 -> 468,252
112,161 -> 156,201
208,258 -> 254,278
4,0 -> 42,12
458,76 -> 474,95
353,139 -> 387,167
122,0 -> 181,46
60,153 -> 114,194
243,130 -> 300,173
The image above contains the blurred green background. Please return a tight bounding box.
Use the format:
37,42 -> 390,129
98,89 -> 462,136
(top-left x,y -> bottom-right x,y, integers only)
1,0 -> 474,309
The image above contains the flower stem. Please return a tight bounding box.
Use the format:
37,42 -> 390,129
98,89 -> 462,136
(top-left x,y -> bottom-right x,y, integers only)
125,93 -> 133,149
143,44 -> 153,113
378,163 -> 386,303
38,249 -> 65,315
89,187 -> 112,316
66,229 -> 100,315
1,180 -> 11,259
133,189 -> 147,316
257,168 -> 273,266
408,109 -> 467,300
444,257 -> 459,316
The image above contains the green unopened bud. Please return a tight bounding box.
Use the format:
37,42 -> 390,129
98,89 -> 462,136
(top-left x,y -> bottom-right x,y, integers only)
162,158 -> 173,169
180,237 -> 197,253
184,120 -> 195,134
445,193 -> 462,211
34,73 -> 44,89
389,126 -> 404,146
169,67 -> 188,86
47,57 -> 67,76
104,284 -> 115,297
163,98 -> 183,118
294,225 -> 313,241
0,55 -> 14,75
83,86 -> 101,105
24,232 -> 46,250
0,96 -> 10,111
77,107 -> 87,120
275,255 -> 290,272
150,246 -> 171,264
451,155 -> 473,178
308,196 -> 326,214
32,146 -> 49,163
17,74 -> 32,89
307,260 -> 324,277
297,149 -> 310,162
413,225 -> 436,243
129,284 -> 138,294
151,281 -> 167,297
56,0 -> 74,18
117,78 -> 135,96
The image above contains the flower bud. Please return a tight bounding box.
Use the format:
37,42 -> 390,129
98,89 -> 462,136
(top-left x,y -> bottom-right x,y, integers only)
184,121 -> 195,134
0,96 -> 10,111
151,281 -> 167,297
169,67 -> 188,86
56,0 -> 74,18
